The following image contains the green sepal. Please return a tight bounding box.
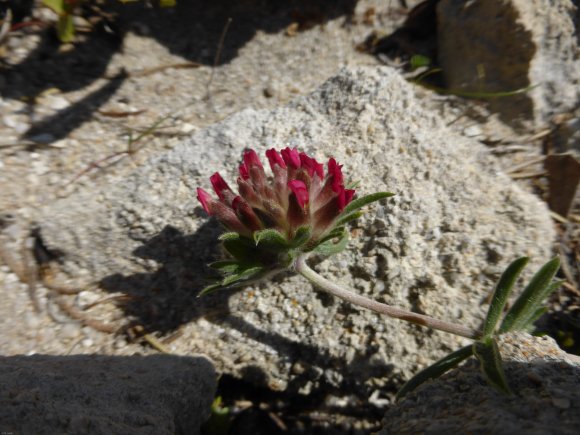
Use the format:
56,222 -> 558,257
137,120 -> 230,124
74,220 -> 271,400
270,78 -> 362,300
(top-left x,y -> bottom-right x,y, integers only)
396,345 -> 473,401
334,210 -> 364,228
499,257 -> 561,333
254,229 -> 289,251
341,192 -> 395,216
482,257 -> 529,337
473,337 -> 512,395
290,226 -> 311,248
311,228 -> 349,257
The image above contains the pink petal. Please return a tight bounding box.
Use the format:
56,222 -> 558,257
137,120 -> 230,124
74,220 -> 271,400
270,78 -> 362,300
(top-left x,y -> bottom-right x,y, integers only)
196,188 -> 213,214
336,188 -> 356,211
239,163 -> 250,180
288,179 -> 309,209
266,149 -> 287,170
243,149 -> 263,169
210,172 -> 232,200
299,152 -> 324,179
327,158 -> 344,192
281,147 -> 301,169
232,196 -> 262,232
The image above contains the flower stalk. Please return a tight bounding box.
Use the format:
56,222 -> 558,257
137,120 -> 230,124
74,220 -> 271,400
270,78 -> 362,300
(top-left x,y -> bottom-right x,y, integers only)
293,254 -> 480,340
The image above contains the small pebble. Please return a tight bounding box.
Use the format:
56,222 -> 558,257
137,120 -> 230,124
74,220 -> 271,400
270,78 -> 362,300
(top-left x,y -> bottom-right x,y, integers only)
81,338 -> 94,348
60,323 -> 81,339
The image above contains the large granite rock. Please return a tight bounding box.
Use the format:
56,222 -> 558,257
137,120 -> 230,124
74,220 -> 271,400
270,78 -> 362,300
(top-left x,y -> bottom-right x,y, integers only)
438,0 -> 580,129
380,333 -> 580,434
0,354 -> 216,435
11,67 -> 554,396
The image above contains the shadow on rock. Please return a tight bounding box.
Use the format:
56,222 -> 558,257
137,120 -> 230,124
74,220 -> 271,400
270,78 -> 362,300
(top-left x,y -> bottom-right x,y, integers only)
98,220 -> 395,400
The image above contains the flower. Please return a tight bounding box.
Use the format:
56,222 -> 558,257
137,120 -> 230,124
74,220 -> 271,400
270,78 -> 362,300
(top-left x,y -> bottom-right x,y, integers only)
197,147 -> 392,294
197,148 -> 356,245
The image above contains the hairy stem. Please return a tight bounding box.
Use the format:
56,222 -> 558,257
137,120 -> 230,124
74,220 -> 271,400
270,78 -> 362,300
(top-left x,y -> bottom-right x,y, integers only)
294,254 -> 480,340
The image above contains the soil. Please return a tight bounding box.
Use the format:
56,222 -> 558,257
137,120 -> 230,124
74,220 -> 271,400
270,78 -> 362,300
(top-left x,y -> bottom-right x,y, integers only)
0,1 -> 578,434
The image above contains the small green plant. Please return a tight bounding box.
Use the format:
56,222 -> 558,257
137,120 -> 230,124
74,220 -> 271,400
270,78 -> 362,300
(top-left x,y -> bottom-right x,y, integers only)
42,0 -> 78,43
42,0 -> 177,43
196,148 -> 562,398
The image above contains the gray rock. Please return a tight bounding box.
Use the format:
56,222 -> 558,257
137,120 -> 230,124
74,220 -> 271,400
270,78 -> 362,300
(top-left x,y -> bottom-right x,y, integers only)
438,0 -> 580,129
15,67 -> 554,395
380,333 -> 580,434
0,354 -> 216,435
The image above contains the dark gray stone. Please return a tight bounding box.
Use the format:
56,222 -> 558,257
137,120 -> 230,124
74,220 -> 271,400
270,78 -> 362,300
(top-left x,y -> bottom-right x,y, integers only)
0,354 -> 216,435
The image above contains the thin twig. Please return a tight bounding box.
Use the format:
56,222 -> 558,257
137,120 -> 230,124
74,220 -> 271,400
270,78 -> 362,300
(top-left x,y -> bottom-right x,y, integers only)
505,155 -> 546,174
204,17 -> 233,101
294,254 -> 480,339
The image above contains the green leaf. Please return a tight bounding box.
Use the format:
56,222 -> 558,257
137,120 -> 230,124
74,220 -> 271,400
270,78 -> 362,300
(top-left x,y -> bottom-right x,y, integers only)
291,226 -> 311,248
198,282 -> 225,297
334,210 -> 364,228
341,192 -> 395,216
345,180 -> 361,189
57,14 -> 75,43
254,229 -> 289,251
219,232 -> 242,241
482,257 -> 529,337
42,0 -> 65,14
396,345 -> 473,401
410,54 -> 432,70
209,260 -> 242,274
222,266 -> 264,286
198,265 -> 265,297
311,229 -> 349,257
473,337 -> 512,395
521,306 -> 549,332
222,238 -> 256,261
499,257 -> 560,333
314,227 -> 346,246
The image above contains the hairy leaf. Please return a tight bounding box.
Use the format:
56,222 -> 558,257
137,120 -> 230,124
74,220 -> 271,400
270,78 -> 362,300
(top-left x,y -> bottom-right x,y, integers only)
396,345 -> 473,401
311,229 -> 349,257
334,210 -> 364,228
473,337 -> 512,395
291,226 -> 311,248
341,192 -> 394,216
483,257 -> 529,336
254,229 -> 289,251
499,258 -> 560,333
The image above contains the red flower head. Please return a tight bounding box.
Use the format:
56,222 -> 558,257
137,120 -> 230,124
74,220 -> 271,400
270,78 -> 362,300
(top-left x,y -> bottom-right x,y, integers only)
198,148 -> 356,243
197,148 -> 392,294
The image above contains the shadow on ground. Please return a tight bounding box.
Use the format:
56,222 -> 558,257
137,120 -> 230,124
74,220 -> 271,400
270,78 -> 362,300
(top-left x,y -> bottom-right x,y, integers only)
1,0 -> 358,143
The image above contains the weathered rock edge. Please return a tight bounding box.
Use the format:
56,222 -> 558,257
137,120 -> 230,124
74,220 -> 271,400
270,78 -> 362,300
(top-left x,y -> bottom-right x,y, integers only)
380,333 -> 580,435
0,354 -> 216,435
25,66 -> 554,395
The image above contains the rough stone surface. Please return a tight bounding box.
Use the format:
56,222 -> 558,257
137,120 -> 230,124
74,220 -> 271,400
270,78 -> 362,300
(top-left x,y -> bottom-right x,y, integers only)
380,333 -> 580,435
14,67 -> 554,396
437,0 -> 580,129
0,354 -> 216,435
